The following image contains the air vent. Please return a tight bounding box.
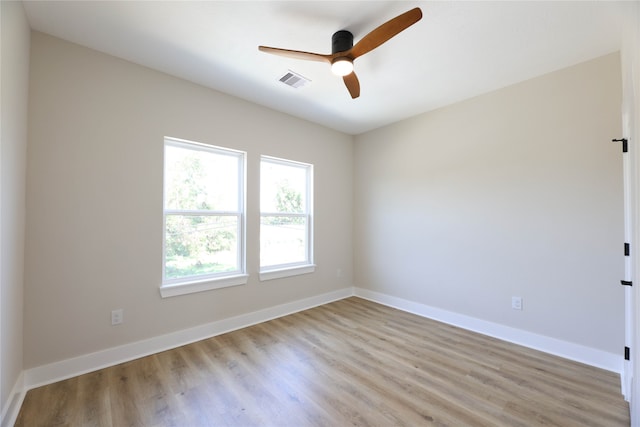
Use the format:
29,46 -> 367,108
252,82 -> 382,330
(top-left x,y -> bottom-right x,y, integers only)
279,70 -> 310,89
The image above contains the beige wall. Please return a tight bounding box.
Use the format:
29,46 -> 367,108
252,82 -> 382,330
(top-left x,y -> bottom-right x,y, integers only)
21,27 -> 626,383
354,53 -> 624,354
1,0 -> 29,420
24,32 -> 353,369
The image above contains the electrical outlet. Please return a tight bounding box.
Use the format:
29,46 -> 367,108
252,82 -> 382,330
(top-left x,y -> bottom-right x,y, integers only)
511,296 -> 523,310
111,309 -> 124,325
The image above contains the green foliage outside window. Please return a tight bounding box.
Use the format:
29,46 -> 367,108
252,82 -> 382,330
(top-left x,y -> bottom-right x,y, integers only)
263,179 -> 304,225
165,149 -> 238,279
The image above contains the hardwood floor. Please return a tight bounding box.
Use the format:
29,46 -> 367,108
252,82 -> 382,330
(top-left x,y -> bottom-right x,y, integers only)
16,297 -> 629,426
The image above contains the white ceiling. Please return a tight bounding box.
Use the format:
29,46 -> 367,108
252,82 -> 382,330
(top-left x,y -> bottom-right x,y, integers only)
22,1 -> 626,135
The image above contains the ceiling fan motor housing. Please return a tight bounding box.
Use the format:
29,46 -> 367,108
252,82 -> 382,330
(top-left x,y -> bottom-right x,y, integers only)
332,30 -> 354,54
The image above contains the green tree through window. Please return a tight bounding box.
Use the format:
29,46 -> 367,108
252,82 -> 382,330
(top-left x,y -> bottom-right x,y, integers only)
164,139 -> 243,282
260,156 -> 312,271
262,179 -> 304,226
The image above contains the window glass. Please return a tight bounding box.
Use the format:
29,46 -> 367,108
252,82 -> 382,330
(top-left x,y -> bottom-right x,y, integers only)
260,161 -> 307,213
165,144 -> 239,212
163,138 -> 245,288
260,157 -> 313,273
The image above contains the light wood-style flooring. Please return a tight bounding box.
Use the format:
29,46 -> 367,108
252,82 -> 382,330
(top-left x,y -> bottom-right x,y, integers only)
16,297 -> 629,426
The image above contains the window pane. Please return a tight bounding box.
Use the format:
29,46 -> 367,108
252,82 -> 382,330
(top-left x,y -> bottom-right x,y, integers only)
260,161 -> 307,213
260,216 -> 307,267
165,214 -> 238,279
165,144 -> 239,211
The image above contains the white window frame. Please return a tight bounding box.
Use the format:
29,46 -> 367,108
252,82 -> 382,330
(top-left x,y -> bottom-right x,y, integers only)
259,155 -> 315,281
160,137 -> 247,298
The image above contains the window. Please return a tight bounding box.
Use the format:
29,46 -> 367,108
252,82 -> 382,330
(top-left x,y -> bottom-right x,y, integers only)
161,137 -> 247,297
260,156 -> 314,280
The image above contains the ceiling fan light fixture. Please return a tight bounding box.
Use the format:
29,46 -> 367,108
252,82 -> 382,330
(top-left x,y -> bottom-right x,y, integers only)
331,58 -> 354,76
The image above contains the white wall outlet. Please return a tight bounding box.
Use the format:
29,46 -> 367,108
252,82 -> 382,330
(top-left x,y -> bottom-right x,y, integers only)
111,309 -> 124,325
511,296 -> 523,310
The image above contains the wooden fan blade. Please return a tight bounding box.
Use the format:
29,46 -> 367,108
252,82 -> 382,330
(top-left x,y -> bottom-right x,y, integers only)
343,72 -> 360,99
348,7 -> 422,59
258,46 -> 332,63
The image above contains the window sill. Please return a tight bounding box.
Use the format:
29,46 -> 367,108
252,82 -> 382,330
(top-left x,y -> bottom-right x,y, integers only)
259,264 -> 316,282
160,274 -> 249,298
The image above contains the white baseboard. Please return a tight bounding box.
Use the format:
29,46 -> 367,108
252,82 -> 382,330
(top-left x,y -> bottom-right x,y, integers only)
23,287 -> 353,391
354,287 -> 623,374
19,285 -> 623,405
1,371 -> 25,427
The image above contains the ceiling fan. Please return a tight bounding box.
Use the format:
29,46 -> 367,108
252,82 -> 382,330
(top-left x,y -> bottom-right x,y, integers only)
258,7 -> 423,99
